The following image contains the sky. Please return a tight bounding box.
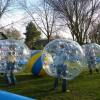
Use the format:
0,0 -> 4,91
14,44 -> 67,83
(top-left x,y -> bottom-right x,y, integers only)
0,0 -> 72,39
0,0 -> 39,38
0,11 -> 26,32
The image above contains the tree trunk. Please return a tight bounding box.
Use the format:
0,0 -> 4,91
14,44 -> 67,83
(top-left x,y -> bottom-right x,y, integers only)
47,35 -> 51,43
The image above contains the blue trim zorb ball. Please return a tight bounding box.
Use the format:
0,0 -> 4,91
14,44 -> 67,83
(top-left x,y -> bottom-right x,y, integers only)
0,39 -> 30,73
42,39 -> 85,80
82,43 -> 100,69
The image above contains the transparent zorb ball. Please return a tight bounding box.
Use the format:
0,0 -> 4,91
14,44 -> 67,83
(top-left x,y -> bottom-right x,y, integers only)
0,39 -> 30,73
82,43 -> 100,69
42,39 -> 84,80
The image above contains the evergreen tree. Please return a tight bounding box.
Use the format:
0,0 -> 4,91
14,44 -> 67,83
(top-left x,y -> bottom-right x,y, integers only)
25,22 -> 41,49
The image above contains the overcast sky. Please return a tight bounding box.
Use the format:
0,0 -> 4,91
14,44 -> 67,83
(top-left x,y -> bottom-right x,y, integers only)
0,0 -> 39,30
0,0 -> 39,38
0,0 -> 72,39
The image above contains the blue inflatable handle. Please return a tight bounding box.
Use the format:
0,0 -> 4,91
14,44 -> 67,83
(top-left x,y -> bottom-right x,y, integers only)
0,90 -> 35,100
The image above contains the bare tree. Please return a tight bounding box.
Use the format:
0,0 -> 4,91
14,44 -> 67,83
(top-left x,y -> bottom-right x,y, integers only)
89,22 -> 100,44
18,0 -> 62,42
45,0 -> 100,45
0,0 -> 14,18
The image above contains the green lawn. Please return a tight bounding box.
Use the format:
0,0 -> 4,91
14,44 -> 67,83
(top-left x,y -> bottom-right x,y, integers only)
0,71 -> 100,100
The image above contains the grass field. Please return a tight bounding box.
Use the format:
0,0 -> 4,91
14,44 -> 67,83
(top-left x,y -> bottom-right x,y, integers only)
0,71 -> 100,100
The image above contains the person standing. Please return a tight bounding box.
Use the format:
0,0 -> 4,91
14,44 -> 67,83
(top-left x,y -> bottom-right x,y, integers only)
85,45 -> 99,74
54,63 -> 68,92
6,47 -> 16,86
89,49 -> 99,73
53,45 -> 69,93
